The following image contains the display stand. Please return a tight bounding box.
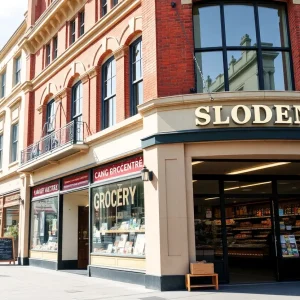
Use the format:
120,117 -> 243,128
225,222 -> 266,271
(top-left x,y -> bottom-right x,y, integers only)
185,273 -> 219,291
0,237 -> 15,265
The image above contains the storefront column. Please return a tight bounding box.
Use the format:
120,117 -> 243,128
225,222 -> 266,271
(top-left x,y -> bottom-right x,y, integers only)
19,173 -> 31,265
144,143 -> 190,290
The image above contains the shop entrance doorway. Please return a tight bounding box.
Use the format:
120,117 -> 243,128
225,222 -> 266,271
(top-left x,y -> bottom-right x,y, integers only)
78,206 -> 89,269
192,160 -> 300,284
61,189 -> 89,270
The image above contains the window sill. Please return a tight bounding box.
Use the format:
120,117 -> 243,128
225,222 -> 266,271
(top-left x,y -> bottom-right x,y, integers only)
11,82 -> 21,92
8,161 -> 19,168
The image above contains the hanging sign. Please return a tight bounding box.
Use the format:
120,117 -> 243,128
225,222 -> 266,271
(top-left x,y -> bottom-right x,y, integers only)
0,237 -> 15,264
93,155 -> 143,183
32,180 -> 59,198
62,172 -> 89,191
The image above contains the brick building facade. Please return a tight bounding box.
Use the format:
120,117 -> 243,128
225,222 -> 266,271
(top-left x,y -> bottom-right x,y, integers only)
0,0 -> 299,291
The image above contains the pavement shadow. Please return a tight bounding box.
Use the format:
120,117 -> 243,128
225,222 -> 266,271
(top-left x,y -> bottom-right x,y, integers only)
219,282 -> 300,297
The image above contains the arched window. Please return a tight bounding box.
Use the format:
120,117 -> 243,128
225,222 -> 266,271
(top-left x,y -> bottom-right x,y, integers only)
193,1 -> 293,92
46,99 -> 55,133
102,57 -> 116,129
72,81 -> 83,141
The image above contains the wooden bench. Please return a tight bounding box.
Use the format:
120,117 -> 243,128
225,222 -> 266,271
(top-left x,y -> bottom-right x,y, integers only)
185,273 -> 219,291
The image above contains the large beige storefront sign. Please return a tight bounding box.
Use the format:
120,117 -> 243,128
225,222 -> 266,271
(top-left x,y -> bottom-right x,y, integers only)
195,105 -> 300,126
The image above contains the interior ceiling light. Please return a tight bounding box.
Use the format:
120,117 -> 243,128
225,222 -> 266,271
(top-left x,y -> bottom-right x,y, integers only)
193,180 -> 197,183
227,162 -> 291,175
192,161 -> 204,166
204,196 -> 220,201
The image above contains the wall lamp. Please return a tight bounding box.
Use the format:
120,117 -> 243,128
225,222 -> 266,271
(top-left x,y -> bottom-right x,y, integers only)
19,197 -> 24,205
141,166 -> 153,182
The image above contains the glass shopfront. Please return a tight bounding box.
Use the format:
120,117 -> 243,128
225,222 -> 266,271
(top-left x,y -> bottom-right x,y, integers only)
193,171 -> 300,283
30,197 -> 59,252
91,177 -> 145,257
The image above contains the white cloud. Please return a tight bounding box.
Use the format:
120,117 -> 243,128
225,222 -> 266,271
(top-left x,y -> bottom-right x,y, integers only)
0,0 -> 28,48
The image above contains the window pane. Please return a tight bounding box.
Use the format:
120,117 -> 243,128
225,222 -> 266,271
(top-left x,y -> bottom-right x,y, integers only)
278,181 -> 300,195
259,5 -> 288,48
224,5 -> 256,47
92,178 -> 145,256
224,180 -> 272,194
262,51 -> 292,90
227,50 -> 259,91
195,51 -> 224,93
194,6 -> 222,48
30,197 -> 59,252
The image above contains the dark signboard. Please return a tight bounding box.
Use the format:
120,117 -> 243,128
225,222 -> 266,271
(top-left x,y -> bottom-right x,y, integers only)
0,238 -> 15,263
32,180 -> 59,198
93,155 -> 143,183
62,172 -> 89,191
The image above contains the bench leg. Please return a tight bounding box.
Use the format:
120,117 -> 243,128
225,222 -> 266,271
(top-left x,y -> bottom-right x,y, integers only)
186,274 -> 191,292
215,275 -> 219,290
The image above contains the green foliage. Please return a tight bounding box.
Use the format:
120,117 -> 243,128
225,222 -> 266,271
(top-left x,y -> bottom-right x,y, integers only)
4,225 -> 19,239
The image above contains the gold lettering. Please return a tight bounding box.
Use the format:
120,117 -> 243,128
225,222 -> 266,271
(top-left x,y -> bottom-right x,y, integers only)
105,191 -> 111,208
117,188 -> 122,206
274,105 -> 292,124
231,105 -> 251,125
293,105 -> 300,124
129,186 -> 136,205
213,106 -> 230,125
94,193 -> 100,210
100,193 -> 105,209
111,190 -> 117,207
195,106 -> 210,126
252,105 -> 273,124
123,188 -> 129,206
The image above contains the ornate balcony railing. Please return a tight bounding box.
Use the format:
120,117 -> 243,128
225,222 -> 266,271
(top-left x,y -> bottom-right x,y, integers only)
21,121 -> 89,165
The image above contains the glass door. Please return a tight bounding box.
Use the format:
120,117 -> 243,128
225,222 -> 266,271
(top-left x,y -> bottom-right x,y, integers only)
274,180 -> 300,281
223,180 -> 277,283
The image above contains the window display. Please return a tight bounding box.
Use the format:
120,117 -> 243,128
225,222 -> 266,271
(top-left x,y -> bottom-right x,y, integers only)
30,197 -> 58,252
92,178 -> 145,257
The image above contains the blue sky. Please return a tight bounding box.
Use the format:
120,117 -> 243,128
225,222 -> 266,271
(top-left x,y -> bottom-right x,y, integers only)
0,1 -> 28,49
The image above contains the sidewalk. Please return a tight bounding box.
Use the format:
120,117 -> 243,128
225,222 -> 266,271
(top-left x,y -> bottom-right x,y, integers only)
0,265 -> 299,300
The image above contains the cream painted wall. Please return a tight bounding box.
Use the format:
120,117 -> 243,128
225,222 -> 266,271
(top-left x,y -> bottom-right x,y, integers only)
144,144 -> 189,276
62,192 -> 89,261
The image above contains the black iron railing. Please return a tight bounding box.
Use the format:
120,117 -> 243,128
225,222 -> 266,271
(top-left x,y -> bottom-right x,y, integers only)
21,121 -> 89,165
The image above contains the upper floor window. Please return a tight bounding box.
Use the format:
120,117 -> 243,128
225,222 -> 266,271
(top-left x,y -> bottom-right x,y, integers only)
11,123 -> 18,163
101,0 -> 107,16
46,100 -> 55,133
102,57 -> 116,129
112,0 -> 118,7
0,72 -> 6,98
79,11 -> 85,36
15,56 -> 21,85
53,36 -> 58,60
46,43 -> 51,66
72,81 -> 83,141
193,2 -> 293,92
0,134 -> 3,169
70,19 -> 76,45
130,38 -> 143,116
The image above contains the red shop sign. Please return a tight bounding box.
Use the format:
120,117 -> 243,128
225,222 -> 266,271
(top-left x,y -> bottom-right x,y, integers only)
62,172 -> 89,191
93,155 -> 143,183
32,180 -> 59,198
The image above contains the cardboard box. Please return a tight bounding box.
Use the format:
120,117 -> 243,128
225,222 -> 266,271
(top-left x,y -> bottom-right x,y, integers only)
190,262 -> 214,275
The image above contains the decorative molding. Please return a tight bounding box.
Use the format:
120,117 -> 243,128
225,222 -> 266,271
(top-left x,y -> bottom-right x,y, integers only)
181,0 -> 192,4
37,104 -> 46,114
87,66 -> 100,79
113,45 -> 129,60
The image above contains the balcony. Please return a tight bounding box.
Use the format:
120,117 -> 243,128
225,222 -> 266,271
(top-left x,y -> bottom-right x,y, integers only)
19,121 -> 89,172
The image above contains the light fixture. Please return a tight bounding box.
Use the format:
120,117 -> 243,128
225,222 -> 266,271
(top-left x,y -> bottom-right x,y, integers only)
192,161 -> 204,166
204,196 -> 220,201
141,166 -> 153,182
227,162 -> 291,175
18,197 -> 24,205
193,180 -> 197,183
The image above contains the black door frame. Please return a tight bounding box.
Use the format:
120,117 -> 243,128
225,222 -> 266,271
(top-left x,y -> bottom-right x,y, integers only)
193,175 -> 300,283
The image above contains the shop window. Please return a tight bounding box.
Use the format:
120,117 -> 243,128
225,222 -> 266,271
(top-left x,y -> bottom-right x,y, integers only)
30,197 -> 59,252
102,57 -> 116,129
1,71 -> 6,98
53,36 -> 58,60
4,206 -> 19,236
0,134 -> 3,169
70,19 -> 76,45
92,178 -> 145,257
193,2 -> 293,92
79,11 -> 85,37
130,38 -> 143,116
101,0 -> 107,16
10,123 -> 18,163
14,56 -> 21,85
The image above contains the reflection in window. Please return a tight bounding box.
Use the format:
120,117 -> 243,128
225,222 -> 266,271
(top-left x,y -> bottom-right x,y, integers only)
193,2 -> 293,92
92,178 -> 145,257
30,197 -> 58,252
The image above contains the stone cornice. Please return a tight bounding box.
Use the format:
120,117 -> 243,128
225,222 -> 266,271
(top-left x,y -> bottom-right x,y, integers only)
138,91 -> 300,115
20,0 -> 87,55
28,0 -> 140,89
113,45 -> 129,60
